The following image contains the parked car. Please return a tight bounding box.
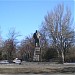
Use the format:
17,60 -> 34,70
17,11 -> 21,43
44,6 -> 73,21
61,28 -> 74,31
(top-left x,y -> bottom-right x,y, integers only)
0,60 -> 9,64
13,58 -> 21,64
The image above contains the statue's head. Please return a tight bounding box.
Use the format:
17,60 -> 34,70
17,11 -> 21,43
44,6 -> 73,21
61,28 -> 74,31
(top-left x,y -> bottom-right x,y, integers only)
36,30 -> 37,33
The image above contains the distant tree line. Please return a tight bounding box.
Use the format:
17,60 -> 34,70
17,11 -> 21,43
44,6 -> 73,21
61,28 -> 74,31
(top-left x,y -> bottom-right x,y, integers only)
0,4 -> 75,63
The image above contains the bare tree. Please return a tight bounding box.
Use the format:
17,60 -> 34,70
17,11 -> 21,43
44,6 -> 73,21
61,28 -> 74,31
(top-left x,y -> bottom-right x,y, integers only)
18,36 -> 35,61
0,27 -> 5,60
3,28 -> 20,60
39,30 -> 49,61
42,4 -> 74,63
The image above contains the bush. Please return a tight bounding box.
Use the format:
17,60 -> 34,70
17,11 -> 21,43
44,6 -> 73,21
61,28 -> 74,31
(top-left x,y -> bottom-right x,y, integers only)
42,48 -> 58,61
0,51 -> 2,60
65,55 -> 75,63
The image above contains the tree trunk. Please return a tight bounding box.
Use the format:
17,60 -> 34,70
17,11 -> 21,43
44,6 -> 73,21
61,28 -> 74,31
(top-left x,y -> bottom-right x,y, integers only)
61,51 -> 64,64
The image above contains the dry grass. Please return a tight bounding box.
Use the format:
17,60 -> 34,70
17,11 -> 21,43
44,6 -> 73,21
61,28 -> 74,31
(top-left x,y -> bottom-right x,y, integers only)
0,63 -> 75,74
0,67 -> 61,74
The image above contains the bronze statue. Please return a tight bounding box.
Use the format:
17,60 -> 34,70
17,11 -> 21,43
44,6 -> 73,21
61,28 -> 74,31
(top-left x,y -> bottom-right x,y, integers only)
33,30 -> 41,47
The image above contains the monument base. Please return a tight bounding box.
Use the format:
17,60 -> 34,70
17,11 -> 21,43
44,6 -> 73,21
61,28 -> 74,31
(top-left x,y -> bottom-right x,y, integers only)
33,47 -> 41,61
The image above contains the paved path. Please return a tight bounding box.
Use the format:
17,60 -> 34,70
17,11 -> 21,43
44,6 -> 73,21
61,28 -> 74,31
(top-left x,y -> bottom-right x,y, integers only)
0,62 -> 75,68
0,74 -> 75,75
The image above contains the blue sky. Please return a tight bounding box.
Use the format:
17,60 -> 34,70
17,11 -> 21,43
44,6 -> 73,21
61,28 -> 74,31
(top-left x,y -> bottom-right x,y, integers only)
0,0 -> 74,41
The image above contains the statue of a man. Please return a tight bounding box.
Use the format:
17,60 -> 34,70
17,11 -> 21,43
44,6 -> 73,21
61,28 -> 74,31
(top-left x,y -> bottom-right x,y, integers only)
33,30 -> 41,47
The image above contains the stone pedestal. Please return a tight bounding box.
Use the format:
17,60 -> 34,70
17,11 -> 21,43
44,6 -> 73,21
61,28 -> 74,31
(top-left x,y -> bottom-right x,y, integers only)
33,47 -> 41,61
